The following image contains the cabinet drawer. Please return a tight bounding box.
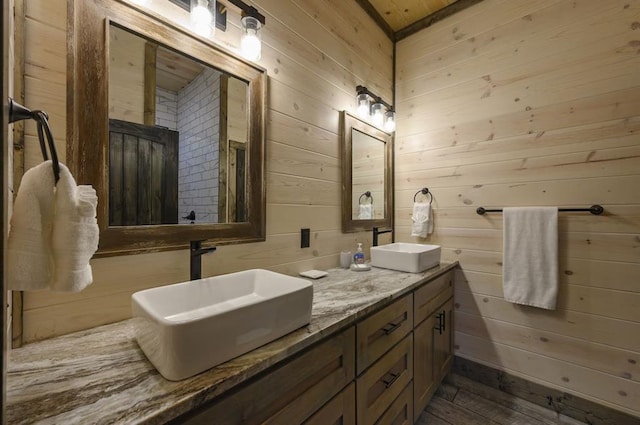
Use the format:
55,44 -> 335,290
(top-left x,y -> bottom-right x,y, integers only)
376,381 -> 413,425
356,334 -> 413,425
357,294 -> 413,374
414,271 -> 453,326
304,382 -> 355,425
180,327 -> 356,425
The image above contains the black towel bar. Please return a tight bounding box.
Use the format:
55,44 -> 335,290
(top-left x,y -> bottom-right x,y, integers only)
476,205 -> 604,215
359,191 -> 373,205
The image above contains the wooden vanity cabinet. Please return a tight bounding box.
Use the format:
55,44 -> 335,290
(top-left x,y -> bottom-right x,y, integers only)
178,327 -> 355,425
176,268 -> 456,425
412,271 -> 454,419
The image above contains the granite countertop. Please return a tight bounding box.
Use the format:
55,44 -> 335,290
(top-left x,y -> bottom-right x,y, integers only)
6,263 -> 457,425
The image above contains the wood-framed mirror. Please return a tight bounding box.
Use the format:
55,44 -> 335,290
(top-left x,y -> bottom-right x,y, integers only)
68,0 -> 266,255
341,111 -> 393,233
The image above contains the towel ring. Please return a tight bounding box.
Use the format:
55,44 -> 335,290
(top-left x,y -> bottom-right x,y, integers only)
414,188 -> 432,205
359,191 -> 373,205
8,98 -> 60,183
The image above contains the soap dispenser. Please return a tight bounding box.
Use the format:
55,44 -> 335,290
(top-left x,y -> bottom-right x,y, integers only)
353,243 -> 365,265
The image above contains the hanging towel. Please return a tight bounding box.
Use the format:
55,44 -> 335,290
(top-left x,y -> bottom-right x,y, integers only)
411,203 -> 432,238
503,207 -> 558,310
359,204 -> 373,219
7,161 -> 56,290
51,164 -> 99,292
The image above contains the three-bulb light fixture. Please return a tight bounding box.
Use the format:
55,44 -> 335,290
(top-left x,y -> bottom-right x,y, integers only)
188,0 -> 265,61
356,85 -> 396,133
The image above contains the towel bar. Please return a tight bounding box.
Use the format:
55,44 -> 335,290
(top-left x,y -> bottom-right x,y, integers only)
476,205 -> 604,215
359,191 -> 373,205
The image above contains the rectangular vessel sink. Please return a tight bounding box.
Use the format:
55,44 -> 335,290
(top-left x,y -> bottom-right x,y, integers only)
370,243 -> 441,273
131,269 -> 313,381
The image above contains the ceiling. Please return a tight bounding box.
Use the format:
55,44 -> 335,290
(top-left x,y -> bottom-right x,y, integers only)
357,0 -> 482,41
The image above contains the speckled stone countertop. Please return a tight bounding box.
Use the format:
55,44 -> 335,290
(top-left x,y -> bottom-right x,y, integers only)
6,263 -> 457,425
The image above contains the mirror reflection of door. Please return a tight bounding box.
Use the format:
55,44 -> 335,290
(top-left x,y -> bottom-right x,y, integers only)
108,24 -> 249,226
351,129 -> 386,220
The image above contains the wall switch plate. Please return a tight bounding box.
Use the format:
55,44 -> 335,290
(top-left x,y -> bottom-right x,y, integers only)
301,228 -> 310,248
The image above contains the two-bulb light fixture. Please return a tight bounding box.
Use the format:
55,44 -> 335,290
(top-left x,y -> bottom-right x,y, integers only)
188,0 -> 265,61
355,85 -> 396,133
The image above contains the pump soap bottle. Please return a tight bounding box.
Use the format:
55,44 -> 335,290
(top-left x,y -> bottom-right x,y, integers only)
350,242 -> 371,271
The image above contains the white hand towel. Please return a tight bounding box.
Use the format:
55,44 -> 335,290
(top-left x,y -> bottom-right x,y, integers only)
359,204 -> 373,219
503,207 -> 558,310
411,203 -> 432,238
7,161 -> 56,290
51,164 -> 99,292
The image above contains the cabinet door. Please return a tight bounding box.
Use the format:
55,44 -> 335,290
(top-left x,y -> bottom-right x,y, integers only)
413,314 -> 436,419
433,299 -> 454,381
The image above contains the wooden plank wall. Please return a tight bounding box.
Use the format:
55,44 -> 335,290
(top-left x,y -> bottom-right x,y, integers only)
395,0 -> 640,418
18,0 -> 392,341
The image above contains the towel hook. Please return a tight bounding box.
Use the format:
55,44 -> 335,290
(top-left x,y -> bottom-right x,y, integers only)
359,191 -> 373,205
8,98 -> 60,184
414,187 -> 432,205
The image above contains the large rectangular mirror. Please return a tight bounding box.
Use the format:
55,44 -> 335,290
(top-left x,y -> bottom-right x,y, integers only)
68,0 -> 266,255
341,111 -> 393,233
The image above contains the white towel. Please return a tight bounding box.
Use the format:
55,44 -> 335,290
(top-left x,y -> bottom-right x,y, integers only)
51,164 -> 99,292
7,161 -> 56,290
359,204 -> 373,219
411,203 -> 432,238
7,161 -> 99,292
503,207 -> 558,310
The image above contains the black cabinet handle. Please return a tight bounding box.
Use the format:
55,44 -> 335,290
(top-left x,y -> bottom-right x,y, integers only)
434,312 -> 445,335
381,372 -> 400,388
442,310 -> 446,332
382,321 -> 401,335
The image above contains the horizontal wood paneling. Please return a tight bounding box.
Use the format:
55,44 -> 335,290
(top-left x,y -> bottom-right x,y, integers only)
396,0 -> 640,417
18,0 -> 392,342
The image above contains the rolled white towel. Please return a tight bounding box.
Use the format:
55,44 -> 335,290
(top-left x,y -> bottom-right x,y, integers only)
7,161 -> 56,290
411,203 -> 432,238
50,164 -> 99,292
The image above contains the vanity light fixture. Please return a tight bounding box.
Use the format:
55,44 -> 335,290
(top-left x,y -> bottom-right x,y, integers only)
228,0 -> 266,61
190,0 -> 215,37
355,85 -> 396,133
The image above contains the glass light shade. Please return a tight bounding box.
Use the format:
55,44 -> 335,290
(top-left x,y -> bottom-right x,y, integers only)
384,110 -> 396,132
241,16 -> 262,61
371,102 -> 384,127
356,93 -> 370,119
191,0 -> 214,38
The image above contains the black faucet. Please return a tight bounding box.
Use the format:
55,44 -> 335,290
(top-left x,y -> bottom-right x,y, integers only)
190,240 -> 217,280
372,227 -> 393,247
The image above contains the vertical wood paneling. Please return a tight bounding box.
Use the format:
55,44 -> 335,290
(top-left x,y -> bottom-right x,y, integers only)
396,0 -> 640,418
18,0 -> 392,341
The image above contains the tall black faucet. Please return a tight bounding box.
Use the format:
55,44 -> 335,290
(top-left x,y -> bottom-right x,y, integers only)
190,240 -> 217,280
372,227 -> 393,247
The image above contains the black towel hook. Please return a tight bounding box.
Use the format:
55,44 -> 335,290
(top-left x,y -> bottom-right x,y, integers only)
414,187 -> 432,205
8,98 -> 60,184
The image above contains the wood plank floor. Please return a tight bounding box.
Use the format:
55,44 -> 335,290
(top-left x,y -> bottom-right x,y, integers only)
417,374 -> 589,425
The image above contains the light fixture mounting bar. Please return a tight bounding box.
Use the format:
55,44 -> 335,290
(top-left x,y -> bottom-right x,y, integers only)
227,0 -> 265,25
356,85 -> 393,111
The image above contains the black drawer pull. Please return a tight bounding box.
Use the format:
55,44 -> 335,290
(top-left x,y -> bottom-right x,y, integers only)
381,372 -> 400,388
434,311 -> 445,335
382,321 -> 401,335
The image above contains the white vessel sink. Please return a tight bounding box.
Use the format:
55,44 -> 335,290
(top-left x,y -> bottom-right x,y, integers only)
131,269 -> 313,381
370,243 -> 441,273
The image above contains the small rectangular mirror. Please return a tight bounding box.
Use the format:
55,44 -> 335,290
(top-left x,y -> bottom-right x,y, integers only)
341,111 -> 393,233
